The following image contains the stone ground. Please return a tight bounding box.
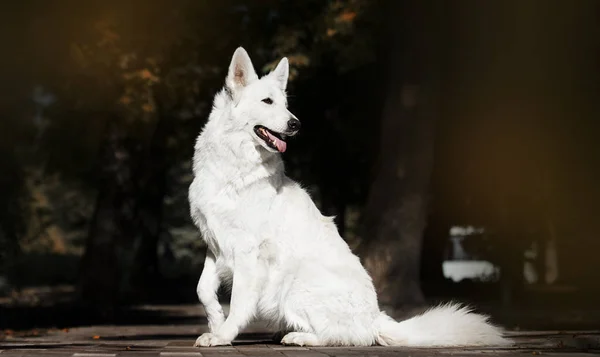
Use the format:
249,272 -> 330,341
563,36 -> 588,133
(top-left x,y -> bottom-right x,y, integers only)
1,304 -> 599,356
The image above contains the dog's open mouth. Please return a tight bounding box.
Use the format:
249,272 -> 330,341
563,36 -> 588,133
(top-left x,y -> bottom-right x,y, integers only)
254,125 -> 287,153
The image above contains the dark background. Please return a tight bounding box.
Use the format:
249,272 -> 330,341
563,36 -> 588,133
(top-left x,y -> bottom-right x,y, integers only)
1,0 -> 599,331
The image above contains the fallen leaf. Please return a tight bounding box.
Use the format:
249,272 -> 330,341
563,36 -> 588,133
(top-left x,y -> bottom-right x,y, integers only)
93,335 -> 100,340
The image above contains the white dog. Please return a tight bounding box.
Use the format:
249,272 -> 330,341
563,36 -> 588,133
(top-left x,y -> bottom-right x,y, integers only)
188,47 -> 509,347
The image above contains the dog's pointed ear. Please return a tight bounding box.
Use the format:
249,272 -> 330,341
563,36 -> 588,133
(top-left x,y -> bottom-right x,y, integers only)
270,57 -> 289,91
226,47 -> 258,95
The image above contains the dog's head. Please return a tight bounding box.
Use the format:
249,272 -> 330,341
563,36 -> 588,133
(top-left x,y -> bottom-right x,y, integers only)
224,47 -> 300,153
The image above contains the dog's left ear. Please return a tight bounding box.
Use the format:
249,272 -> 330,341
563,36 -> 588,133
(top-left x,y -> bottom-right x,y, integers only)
270,57 -> 289,91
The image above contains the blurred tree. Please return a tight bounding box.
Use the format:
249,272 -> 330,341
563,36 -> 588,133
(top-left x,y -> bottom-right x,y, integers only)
360,0 -> 444,307
72,0 -> 282,305
0,142 -> 26,278
70,1 -> 218,305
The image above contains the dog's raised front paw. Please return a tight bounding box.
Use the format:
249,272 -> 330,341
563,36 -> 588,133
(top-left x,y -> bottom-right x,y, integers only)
194,332 -> 232,347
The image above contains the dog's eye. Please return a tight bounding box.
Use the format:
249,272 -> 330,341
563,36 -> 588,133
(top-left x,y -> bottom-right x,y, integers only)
262,98 -> 273,105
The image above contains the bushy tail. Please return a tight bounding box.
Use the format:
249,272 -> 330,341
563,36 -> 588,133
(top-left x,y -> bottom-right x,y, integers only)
375,303 -> 511,347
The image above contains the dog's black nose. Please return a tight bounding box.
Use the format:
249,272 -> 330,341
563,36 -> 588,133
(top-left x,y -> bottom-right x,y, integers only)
287,118 -> 301,131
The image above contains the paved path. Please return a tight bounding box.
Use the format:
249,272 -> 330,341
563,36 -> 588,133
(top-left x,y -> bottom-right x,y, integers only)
1,305 -> 599,356
2,326 -> 600,356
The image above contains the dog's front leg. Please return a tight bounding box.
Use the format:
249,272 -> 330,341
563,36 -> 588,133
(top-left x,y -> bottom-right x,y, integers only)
195,251 -> 261,347
196,250 -> 225,334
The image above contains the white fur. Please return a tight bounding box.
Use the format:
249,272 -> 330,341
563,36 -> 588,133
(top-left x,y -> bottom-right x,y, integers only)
188,47 -> 511,348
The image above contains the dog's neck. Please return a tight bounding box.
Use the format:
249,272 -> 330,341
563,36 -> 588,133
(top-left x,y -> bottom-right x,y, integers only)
194,128 -> 285,193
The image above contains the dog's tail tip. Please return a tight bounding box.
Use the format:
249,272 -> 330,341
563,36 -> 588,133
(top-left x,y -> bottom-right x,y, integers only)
375,303 -> 512,347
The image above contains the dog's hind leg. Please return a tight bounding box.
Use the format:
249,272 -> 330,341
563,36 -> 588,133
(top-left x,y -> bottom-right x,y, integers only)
196,251 -> 225,333
281,332 -> 321,346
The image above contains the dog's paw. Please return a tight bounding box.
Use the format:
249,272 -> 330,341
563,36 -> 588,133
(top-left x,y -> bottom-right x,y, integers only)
281,332 -> 320,347
194,333 -> 232,347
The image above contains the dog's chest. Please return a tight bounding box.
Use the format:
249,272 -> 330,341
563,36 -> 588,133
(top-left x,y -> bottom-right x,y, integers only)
190,171 -> 280,250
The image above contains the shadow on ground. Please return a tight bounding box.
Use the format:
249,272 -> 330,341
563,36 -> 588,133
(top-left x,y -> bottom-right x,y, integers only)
0,303 -> 206,330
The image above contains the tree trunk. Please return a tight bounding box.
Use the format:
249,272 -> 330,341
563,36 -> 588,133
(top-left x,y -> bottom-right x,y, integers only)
79,120 -> 138,309
360,0 -> 441,307
130,113 -> 170,300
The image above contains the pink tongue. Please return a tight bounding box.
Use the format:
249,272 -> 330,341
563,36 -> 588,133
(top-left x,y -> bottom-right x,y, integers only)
265,131 -> 287,153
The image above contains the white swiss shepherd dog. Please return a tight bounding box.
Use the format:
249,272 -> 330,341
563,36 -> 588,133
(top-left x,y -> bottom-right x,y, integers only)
189,47 -> 510,348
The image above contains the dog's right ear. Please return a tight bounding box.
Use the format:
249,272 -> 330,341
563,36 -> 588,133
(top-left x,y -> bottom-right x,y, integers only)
226,47 -> 258,98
